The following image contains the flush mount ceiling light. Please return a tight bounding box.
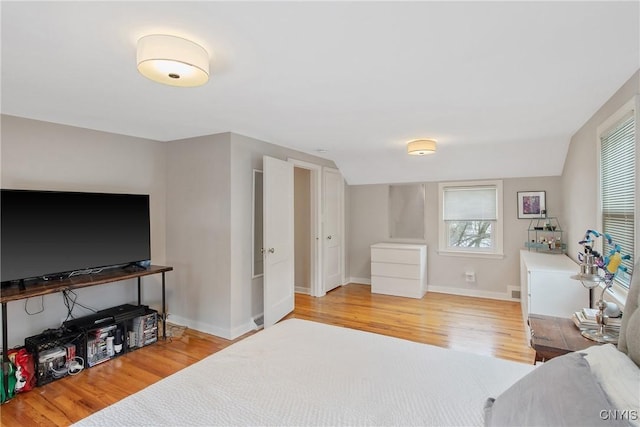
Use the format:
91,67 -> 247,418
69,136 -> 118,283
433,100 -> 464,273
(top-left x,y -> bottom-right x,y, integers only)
407,139 -> 437,155
137,34 -> 209,87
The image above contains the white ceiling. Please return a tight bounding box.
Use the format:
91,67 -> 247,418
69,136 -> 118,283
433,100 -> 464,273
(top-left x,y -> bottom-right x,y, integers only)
2,1 -> 639,185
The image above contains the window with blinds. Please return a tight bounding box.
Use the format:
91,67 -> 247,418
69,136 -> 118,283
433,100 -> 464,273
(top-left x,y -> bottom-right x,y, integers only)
439,181 -> 503,256
601,113 -> 635,288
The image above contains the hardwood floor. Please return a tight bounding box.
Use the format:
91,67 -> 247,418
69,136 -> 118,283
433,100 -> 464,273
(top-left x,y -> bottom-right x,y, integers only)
0,284 -> 534,426
289,284 -> 534,364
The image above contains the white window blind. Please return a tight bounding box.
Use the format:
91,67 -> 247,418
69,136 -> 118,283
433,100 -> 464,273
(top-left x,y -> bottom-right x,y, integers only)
443,187 -> 497,221
601,113 -> 635,285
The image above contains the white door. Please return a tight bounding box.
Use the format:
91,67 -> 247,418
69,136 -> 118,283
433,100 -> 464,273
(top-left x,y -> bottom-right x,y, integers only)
263,156 -> 295,328
323,167 -> 344,293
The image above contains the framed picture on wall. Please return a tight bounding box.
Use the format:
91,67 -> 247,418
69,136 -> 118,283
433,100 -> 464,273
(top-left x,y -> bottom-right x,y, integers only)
517,191 -> 546,219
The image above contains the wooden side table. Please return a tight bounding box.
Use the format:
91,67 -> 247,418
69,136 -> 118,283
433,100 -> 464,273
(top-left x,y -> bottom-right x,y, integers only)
528,314 -> 603,363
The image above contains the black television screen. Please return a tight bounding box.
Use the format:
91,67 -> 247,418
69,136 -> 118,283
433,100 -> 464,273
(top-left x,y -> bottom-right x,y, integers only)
1,189 -> 151,283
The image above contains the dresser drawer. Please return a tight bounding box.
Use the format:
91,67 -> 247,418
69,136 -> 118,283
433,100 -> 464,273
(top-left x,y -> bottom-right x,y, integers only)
371,276 -> 425,299
371,262 -> 421,280
371,247 -> 422,265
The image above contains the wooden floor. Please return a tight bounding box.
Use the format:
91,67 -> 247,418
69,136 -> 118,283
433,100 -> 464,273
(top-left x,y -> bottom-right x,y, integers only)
290,284 -> 534,364
0,284 -> 534,426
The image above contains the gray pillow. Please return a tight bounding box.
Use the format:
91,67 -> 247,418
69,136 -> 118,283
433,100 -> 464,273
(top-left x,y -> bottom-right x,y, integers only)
619,257 -> 640,367
484,352 -> 631,427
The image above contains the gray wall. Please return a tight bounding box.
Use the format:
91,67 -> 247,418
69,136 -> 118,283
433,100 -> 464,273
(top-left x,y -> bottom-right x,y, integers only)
347,176 -> 563,299
167,132 -> 336,339
0,115 -> 167,348
165,133 -> 233,337
562,70 -> 640,263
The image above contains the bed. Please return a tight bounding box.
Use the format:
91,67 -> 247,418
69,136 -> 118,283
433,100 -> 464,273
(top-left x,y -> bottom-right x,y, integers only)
74,267 -> 640,427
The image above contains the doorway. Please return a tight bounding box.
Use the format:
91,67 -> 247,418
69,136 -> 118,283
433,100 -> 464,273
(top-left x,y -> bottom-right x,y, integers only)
289,159 -> 322,297
294,167 -> 312,294
256,158 -> 343,327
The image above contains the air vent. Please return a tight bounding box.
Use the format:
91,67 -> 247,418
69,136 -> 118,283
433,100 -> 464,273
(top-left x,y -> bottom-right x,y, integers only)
507,286 -> 521,301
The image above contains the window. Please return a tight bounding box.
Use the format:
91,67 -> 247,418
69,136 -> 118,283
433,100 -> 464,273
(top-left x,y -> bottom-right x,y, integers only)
599,101 -> 636,289
438,180 -> 503,258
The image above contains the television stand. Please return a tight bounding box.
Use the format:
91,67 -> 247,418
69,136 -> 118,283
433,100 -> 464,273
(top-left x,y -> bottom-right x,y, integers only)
0,265 -> 173,401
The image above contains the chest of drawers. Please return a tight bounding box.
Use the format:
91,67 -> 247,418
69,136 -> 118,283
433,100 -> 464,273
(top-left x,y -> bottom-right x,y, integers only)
370,243 -> 427,298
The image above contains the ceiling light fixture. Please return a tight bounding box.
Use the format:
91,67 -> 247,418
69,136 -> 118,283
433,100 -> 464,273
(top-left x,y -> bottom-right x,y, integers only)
407,139 -> 437,155
136,34 -> 209,87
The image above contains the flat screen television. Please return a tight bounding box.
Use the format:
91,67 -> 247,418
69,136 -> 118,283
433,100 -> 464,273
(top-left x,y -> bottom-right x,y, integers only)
1,189 -> 151,285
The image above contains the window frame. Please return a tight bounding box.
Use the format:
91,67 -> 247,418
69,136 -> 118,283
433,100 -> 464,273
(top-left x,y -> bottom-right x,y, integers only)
438,180 -> 504,259
596,96 -> 639,304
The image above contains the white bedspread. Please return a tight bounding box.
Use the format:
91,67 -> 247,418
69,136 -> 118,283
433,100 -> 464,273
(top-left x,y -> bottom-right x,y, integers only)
73,319 -> 534,426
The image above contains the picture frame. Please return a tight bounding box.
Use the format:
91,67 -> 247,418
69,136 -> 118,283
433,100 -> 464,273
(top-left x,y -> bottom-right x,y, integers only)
517,191 -> 546,219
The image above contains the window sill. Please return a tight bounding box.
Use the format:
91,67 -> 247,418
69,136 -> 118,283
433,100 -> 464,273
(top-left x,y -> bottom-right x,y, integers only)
436,250 -> 505,260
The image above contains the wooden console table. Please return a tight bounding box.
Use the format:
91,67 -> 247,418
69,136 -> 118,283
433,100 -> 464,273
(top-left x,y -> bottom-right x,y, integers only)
528,314 -> 602,363
1,265 -> 173,399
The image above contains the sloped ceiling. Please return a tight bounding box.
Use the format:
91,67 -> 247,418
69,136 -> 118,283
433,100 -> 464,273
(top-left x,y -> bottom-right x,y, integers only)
2,1 -> 638,185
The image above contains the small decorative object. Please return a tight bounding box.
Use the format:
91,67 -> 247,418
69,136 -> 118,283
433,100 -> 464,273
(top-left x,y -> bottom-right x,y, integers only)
517,191 -> 546,219
571,229 -> 630,343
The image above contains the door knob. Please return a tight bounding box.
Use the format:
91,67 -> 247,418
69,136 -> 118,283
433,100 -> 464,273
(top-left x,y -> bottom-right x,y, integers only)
327,235 -> 332,240
268,248 -> 275,253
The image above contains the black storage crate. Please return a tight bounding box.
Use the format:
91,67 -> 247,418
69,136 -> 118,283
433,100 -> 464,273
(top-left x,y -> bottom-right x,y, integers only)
126,308 -> 158,350
85,323 -> 125,367
24,329 -> 85,386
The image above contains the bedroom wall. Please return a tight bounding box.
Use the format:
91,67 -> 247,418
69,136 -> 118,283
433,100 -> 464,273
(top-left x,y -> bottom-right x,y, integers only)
562,70 -> 639,262
165,133 -> 233,338
347,176 -> 563,300
0,114 -> 167,348
561,70 -> 639,307
164,131 -> 337,339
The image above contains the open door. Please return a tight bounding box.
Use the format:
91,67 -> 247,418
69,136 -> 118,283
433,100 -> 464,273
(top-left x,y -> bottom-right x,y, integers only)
263,156 -> 295,328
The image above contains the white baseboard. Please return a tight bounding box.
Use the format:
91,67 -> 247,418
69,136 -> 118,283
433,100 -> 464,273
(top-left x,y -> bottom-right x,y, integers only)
295,286 -> 311,294
348,277 -> 371,285
428,285 -> 512,301
344,278 -> 517,303
167,314 -> 256,340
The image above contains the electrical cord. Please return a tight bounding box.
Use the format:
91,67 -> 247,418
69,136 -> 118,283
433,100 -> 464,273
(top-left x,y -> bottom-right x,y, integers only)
62,289 -> 97,322
49,356 -> 85,378
68,267 -> 104,278
24,296 -> 45,315
68,356 -> 85,375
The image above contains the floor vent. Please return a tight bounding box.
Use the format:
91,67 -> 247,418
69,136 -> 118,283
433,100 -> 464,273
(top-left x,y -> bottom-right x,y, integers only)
511,290 -> 521,300
253,315 -> 264,329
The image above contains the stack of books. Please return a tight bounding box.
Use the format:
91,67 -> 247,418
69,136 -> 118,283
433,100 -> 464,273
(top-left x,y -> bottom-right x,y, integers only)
572,307 -> 622,331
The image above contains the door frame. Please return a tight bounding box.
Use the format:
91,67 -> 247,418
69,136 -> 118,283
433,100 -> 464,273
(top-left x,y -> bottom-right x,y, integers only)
288,158 -> 323,297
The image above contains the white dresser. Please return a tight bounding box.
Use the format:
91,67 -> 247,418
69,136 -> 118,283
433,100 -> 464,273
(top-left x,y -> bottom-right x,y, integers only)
520,250 -> 588,336
370,243 -> 427,298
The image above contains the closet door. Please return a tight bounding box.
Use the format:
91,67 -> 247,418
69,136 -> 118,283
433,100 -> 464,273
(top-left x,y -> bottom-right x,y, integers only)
323,167 -> 344,293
